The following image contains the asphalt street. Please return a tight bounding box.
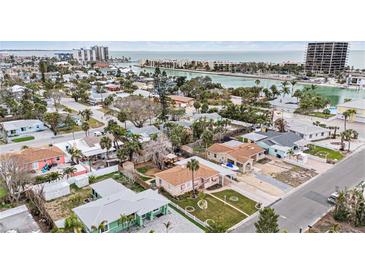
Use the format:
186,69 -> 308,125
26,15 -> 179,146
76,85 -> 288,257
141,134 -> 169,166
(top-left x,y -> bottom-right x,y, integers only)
233,147 -> 365,233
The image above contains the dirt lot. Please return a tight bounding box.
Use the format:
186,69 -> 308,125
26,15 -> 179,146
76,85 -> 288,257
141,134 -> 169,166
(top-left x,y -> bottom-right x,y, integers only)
44,187 -> 91,221
255,158 -> 317,187
310,211 -> 365,233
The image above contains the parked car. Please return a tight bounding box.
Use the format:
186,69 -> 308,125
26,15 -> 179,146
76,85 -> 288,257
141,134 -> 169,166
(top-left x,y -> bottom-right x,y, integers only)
93,131 -> 104,137
327,192 -> 339,204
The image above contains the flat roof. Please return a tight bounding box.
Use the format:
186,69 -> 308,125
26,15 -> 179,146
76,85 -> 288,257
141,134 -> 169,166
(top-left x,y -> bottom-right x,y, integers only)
0,205 -> 41,233
1,119 -> 43,131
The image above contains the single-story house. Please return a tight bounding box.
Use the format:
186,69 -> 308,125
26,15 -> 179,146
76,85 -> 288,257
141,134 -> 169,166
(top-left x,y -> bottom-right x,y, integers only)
10,146 -> 65,172
55,136 -> 115,161
191,112 -> 222,122
129,125 -> 160,143
207,141 -> 265,173
155,156 -> 236,196
244,130 -> 303,158
336,99 -> 365,123
0,205 -> 41,233
286,119 -> 331,141
105,83 -> 120,92
0,119 -> 46,139
73,179 -> 169,233
168,95 -> 195,107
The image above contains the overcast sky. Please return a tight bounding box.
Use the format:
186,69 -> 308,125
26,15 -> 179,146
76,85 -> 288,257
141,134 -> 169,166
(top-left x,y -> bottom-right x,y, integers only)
0,41 -> 364,51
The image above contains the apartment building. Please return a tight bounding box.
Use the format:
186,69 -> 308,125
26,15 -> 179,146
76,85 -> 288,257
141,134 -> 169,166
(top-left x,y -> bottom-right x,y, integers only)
305,42 -> 348,74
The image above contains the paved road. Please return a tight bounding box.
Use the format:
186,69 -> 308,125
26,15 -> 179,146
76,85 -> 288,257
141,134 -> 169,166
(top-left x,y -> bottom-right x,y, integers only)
233,147 -> 365,233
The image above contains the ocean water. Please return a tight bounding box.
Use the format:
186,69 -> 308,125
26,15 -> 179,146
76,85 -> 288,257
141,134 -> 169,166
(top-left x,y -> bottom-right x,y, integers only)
2,50 -> 364,68
2,49 -> 364,105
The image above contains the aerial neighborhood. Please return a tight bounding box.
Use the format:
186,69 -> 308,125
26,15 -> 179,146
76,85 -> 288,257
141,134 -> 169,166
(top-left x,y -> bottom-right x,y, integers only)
0,42 -> 364,234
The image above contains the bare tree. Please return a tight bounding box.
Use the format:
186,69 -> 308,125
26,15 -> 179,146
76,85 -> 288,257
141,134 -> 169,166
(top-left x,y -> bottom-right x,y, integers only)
114,95 -> 160,128
48,89 -> 64,111
141,133 -> 172,168
0,155 -> 33,203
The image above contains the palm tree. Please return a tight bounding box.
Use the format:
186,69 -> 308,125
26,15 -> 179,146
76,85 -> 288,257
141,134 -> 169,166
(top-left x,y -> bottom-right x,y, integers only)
81,121 -> 90,136
117,111 -> 128,129
118,214 -> 129,231
79,108 -> 93,122
187,159 -> 200,198
63,166 -> 77,179
342,109 -> 356,130
290,80 -> 297,95
281,81 -> 290,97
64,213 -> 83,233
163,221 -> 172,233
100,136 -> 112,159
255,79 -> 261,87
328,224 -> 340,233
91,220 -> 108,233
69,147 -> 82,164
340,129 -> 359,151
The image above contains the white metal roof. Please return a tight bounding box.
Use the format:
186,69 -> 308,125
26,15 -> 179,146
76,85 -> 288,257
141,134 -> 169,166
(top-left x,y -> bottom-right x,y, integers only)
1,119 -> 43,131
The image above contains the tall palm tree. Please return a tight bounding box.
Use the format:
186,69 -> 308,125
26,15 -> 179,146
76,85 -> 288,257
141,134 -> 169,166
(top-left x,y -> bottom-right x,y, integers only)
290,80 -> 297,95
63,166 -> 77,179
81,121 -> 90,136
118,214 -> 128,231
100,136 -> 112,159
117,111 -> 128,129
69,147 -> 82,164
342,109 -> 356,130
340,129 -> 359,151
187,159 -> 200,198
281,81 -> 290,97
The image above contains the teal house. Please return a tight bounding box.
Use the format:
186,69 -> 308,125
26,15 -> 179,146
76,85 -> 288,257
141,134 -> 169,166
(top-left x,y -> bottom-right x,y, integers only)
242,131 -> 302,159
73,178 -> 169,233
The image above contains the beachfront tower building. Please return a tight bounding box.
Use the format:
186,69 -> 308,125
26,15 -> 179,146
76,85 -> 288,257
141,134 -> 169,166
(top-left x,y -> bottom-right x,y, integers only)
73,46 -> 109,64
305,42 -> 348,74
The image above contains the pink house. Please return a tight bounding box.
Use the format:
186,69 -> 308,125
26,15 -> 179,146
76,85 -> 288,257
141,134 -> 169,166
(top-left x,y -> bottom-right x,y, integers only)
12,147 -> 65,171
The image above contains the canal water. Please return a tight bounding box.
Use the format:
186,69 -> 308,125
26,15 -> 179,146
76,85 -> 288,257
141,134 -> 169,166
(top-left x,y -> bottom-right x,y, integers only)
132,65 -> 365,106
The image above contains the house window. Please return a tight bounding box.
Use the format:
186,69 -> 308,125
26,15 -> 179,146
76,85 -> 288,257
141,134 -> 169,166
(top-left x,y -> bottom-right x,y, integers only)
321,132 -> 324,136
309,134 -> 312,138
214,154 -> 217,158
274,149 -> 278,152
21,127 -> 26,132
56,157 -> 60,161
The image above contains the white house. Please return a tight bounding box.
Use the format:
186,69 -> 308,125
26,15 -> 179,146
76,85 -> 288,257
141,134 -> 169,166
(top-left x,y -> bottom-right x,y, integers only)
0,119 -> 46,139
286,119 -> 331,141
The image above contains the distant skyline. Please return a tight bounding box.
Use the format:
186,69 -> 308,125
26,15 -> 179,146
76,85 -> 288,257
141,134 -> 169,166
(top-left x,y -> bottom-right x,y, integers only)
0,41 -> 364,51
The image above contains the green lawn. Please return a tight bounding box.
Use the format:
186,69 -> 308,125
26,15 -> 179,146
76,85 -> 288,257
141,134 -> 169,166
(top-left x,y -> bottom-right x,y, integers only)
136,166 -> 151,174
166,192 -> 246,229
59,118 -> 104,134
308,112 -> 335,119
11,136 -> 35,143
211,189 -> 258,215
94,172 -> 146,192
304,144 -> 344,161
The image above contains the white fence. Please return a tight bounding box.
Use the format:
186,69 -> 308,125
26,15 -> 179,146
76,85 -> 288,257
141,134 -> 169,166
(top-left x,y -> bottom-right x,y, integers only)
89,165 -> 119,177
169,202 -> 208,228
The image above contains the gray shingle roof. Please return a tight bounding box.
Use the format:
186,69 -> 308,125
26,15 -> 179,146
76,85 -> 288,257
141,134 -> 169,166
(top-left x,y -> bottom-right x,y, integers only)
73,179 -> 169,231
261,131 -> 303,147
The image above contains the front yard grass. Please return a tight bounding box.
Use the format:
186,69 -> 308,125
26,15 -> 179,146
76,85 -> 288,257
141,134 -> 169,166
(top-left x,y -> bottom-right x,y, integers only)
58,118 -> 104,134
304,144 -> 344,161
11,136 -> 35,143
165,191 -> 246,229
211,189 -> 258,215
308,112 -> 335,119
